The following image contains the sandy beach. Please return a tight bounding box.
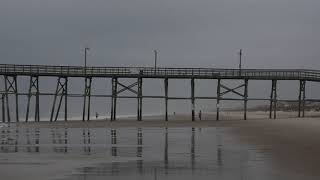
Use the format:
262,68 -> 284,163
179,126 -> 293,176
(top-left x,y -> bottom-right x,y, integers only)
17,110 -> 320,128
2,111 -> 320,179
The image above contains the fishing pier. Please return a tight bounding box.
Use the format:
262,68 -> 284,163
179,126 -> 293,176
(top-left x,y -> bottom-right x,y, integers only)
0,64 -> 319,122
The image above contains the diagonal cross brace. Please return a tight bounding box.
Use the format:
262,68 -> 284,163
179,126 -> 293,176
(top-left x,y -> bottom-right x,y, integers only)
4,76 -> 19,122
7,79 -> 16,92
220,83 -> 245,97
50,77 -> 68,122
117,81 -> 138,95
4,76 -> 17,93
26,76 -> 39,122
29,77 -> 39,96
216,79 -> 249,121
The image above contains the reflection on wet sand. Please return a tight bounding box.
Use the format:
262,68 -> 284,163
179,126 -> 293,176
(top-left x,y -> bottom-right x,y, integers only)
216,128 -> 223,167
111,129 -> 118,175
111,129 -> 117,156
26,127 -> 40,153
51,128 -> 68,153
82,128 -> 90,154
0,127 -> 221,179
0,126 -> 277,180
1,127 -> 19,153
191,127 -> 195,171
137,128 -> 143,173
164,127 -> 168,175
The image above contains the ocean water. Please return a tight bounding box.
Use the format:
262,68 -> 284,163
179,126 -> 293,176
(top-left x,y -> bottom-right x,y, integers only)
0,124 -> 313,180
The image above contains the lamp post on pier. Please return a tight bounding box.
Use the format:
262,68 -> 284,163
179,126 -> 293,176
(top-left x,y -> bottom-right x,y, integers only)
84,47 -> 90,75
154,50 -> 158,75
238,49 -> 243,76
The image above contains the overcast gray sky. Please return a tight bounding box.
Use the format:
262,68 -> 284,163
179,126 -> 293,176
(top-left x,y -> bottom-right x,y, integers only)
1,0 -> 320,118
1,0 -> 320,69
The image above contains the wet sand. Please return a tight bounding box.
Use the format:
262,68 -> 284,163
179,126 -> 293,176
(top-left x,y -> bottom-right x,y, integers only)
17,110 -> 320,129
230,117 -> 320,178
2,111 -> 320,179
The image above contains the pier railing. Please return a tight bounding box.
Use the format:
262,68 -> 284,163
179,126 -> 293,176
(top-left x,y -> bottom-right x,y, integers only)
1,64 -> 320,80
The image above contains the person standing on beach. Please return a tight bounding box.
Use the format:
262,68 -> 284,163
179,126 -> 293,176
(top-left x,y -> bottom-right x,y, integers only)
198,110 -> 202,120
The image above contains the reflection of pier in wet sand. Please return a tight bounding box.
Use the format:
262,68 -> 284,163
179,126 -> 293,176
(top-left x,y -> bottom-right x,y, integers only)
2,120 -> 320,180
0,126 -> 233,179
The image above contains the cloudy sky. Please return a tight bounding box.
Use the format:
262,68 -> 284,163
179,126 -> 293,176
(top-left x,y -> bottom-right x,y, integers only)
2,0 -> 320,68
1,0 -> 320,118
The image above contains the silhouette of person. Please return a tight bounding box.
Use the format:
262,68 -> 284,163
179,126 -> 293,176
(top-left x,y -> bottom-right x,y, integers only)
198,110 -> 202,120
96,112 -> 99,119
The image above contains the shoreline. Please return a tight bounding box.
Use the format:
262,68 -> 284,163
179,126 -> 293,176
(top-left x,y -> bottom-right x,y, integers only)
13,110 -> 320,128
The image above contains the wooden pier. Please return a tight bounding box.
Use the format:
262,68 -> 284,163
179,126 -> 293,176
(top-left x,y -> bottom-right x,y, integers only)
1,64 -> 319,122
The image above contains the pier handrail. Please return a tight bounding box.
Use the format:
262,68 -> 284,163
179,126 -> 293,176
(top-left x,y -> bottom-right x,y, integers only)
1,64 -> 320,80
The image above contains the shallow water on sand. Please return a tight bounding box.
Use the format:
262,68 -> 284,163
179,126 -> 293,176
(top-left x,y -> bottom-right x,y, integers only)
0,124 -> 312,180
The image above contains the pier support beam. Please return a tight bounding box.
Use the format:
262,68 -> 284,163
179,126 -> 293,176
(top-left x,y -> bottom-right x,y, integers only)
111,78 -> 141,121
244,79 -> 248,120
164,78 -> 168,121
111,78 -> 118,121
26,76 -> 40,122
298,80 -> 306,118
82,77 -> 92,121
269,80 -> 277,119
191,78 -> 195,121
50,77 -> 68,122
1,94 -> 5,123
137,77 -> 143,121
65,78 -> 68,121
216,79 -> 248,120
216,79 -> 221,121
4,76 -> 11,122
4,75 -> 19,122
